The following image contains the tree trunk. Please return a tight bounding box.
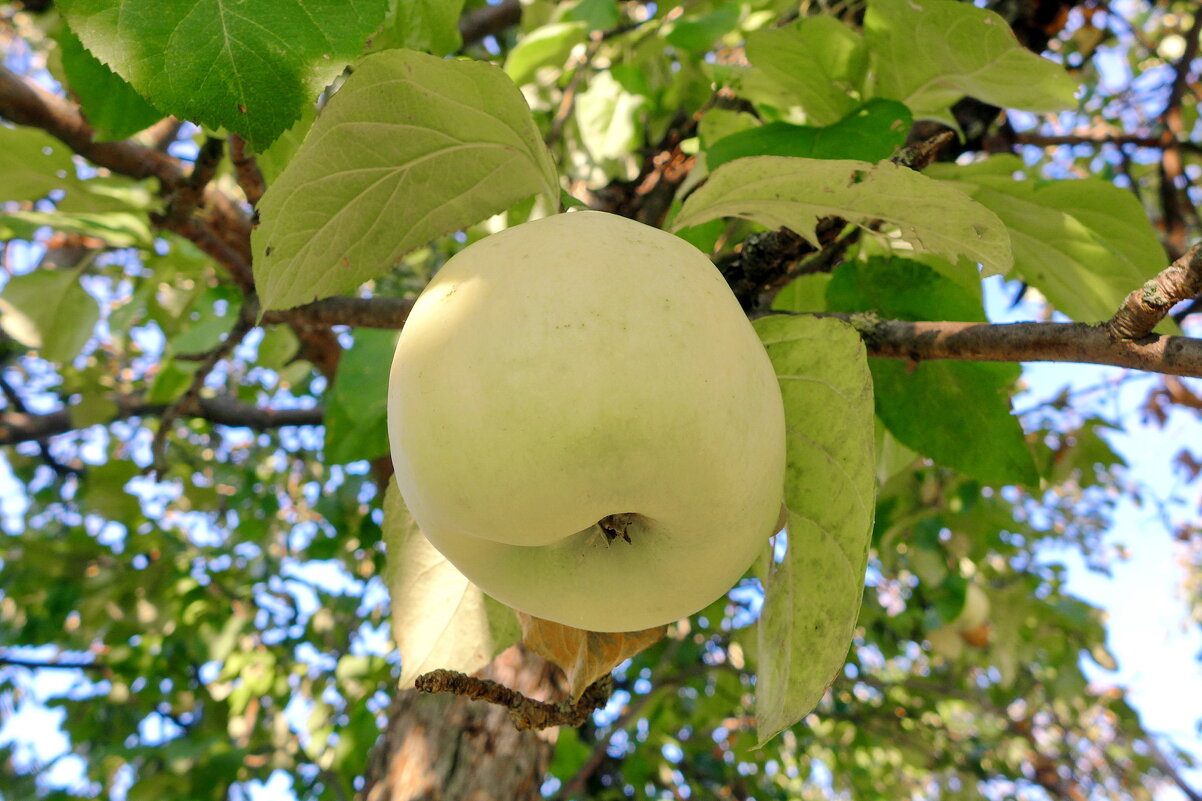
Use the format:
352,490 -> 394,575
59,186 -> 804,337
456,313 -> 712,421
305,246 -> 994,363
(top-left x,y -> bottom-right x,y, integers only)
360,645 -> 566,801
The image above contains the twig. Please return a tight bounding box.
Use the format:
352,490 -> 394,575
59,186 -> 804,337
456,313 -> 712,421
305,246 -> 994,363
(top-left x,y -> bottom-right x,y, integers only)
458,0 -> 521,48
0,372 -> 78,476
229,134 -> 266,208
150,297 -> 260,476
1106,243 -> 1202,339
164,135 -> 224,225
414,669 -> 613,731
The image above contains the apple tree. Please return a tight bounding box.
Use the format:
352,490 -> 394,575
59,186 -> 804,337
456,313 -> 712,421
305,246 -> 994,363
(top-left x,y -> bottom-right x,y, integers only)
0,0 -> 1200,799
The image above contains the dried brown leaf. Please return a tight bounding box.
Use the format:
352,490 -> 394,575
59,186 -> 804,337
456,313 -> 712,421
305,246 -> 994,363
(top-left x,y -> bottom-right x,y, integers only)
517,613 -> 666,699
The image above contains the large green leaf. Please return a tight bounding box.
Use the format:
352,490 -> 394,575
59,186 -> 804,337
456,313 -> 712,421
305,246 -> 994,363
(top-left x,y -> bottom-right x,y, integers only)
384,484 -> 520,690
253,49 -> 559,311
744,16 -> 867,125
752,315 -> 875,745
0,269 -> 100,364
322,329 -> 397,464
826,257 -> 1038,485
864,0 -> 1078,124
58,0 -> 389,150
673,157 -> 1012,276
57,23 -> 163,142
928,156 -> 1167,324
706,100 -> 910,169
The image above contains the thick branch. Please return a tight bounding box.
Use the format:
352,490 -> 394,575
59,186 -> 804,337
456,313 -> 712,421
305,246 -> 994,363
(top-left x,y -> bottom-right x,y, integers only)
836,315 -> 1202,377
0,395 -> 324,447
459,0 -> 521,47
1107,243 -> 1202,338
263,296 -> 415,330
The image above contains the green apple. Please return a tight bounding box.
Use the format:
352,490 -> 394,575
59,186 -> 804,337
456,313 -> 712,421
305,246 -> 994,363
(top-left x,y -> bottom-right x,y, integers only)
387,210 -> 786,632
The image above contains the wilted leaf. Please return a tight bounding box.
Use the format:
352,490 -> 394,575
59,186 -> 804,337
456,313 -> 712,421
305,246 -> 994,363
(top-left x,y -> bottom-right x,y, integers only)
752,315 -> 875,745
517,612 -> 665,700
384,485 -> 520,690
253,49 -> 559,311
674,157 -> 1012,276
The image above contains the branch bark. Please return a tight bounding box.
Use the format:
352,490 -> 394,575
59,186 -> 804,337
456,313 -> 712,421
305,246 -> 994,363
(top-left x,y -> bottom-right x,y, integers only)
0,394 -> 323,447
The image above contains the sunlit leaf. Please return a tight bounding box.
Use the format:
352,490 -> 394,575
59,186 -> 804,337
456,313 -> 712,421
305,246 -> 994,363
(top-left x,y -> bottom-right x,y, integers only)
673,156 -> 1012,276
58,0 -> 389,149
384,484 -> 520,690
253,49 -> 559,311
752,315 -> 875,745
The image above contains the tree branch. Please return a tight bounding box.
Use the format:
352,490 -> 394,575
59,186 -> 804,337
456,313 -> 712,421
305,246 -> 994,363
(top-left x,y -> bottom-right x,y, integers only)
0,394 -> 324,447
1108,243 -> 1202,338
833,315 -> 1202,377
414,668 -> 612,731
458,0 -> 521,47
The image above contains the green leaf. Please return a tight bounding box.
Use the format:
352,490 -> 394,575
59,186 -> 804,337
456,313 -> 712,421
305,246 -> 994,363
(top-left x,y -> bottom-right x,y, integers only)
384,484 -> 520,690
576,70 -> 646,164
81,460 -> 141,521
0,210 -> 152,247
665,4 -> 741,53
252,104 -> 316,187
673,157 -> 1012,276
864,0 -> 1078,123
826,256 -> 985,322
825,257 -> 1037,485
503,22 -> 588,86
57,23 -> 163,141
253,49 -> 559,311
58,0 -> 389,150
322,329 -> 397,464
369,0 -> 467,56
752,315 -> 875,745
0,126 -> 139,213
706,100 -> 911,169
928,156 -> 1167,324
0,269 -> 99,364
744,16 -> 867,125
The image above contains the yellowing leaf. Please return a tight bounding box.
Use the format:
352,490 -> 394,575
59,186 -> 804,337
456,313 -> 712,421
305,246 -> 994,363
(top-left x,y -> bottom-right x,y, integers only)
517,612 -> 665,700
384,485 -> 520,690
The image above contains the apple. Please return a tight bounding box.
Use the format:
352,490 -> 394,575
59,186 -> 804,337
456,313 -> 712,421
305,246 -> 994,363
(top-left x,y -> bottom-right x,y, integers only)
387,210 -> 786,632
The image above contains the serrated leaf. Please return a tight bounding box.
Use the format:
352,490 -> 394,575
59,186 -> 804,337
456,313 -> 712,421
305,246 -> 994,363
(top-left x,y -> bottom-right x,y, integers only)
864,0 -> 1078,123
384,484 -> 520,690
516,613 -> 664,700
706,100 -> 910,169
253,49 -> 559,311
0,269 -> 99,364
752,315 -> 875,746
673,157 -> 1012,276
57,23 -> 163,141
252,104 -> 316,187
744,16 -> 867,125
58,0 -> 388,150
927,157 -> 1166,324
323,329 -> 397,464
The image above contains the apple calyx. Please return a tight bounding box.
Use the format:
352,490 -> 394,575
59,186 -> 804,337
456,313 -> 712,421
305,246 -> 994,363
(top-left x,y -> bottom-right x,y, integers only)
598,512 -> 638,545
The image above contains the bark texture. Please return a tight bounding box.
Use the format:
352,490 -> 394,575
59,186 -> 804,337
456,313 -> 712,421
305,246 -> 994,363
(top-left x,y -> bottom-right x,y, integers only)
359,646 -> 566,801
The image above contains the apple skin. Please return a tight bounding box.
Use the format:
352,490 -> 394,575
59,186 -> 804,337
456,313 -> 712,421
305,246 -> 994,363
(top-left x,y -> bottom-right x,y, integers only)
387,210 -> 785,632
